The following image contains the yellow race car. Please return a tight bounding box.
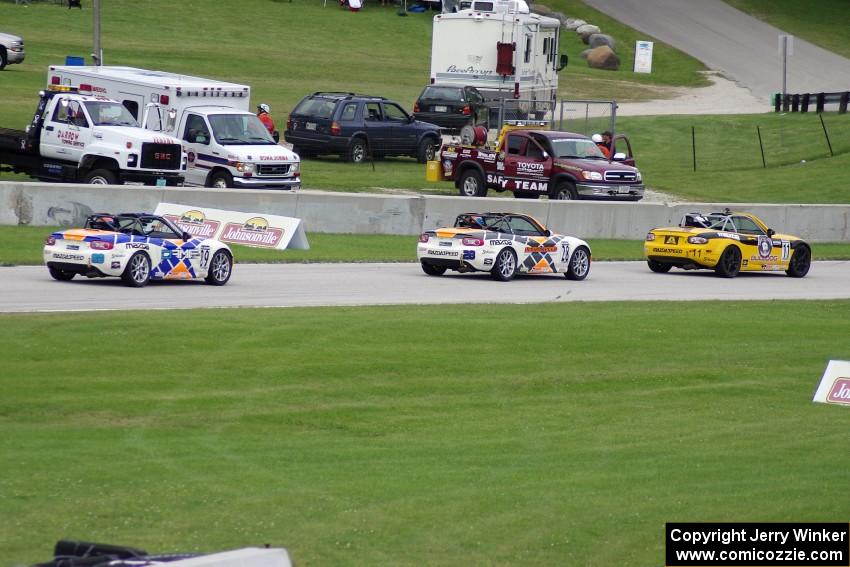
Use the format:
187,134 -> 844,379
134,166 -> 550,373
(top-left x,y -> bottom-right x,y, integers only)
644,210 -> 811,278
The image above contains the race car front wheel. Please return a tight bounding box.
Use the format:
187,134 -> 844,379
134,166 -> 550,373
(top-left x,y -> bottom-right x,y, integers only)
421,262 -> 447,276
786,244 -> 811,278
48,266 -> 75,281
566,246 -> 591,280
122,252 -> 151,287
205,250 -> 233,285
491,248 -> 517,281
714,246 -> 742,278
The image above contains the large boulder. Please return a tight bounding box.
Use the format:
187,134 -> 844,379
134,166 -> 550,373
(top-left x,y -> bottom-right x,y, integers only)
579,48 -> 592,60
588,33 -> 616,50
586,45 -> 620,70
531,3 -> 555,16
564,18 -> 585,31
576,23 -> 601,43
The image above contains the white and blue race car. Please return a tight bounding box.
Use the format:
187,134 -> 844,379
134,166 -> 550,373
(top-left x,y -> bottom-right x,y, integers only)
43,213 -> 233,287
417,212 -> 591,281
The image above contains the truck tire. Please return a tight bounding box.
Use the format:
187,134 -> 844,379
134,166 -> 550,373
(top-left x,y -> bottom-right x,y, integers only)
83,169 -> 119,185
416,137 -> 438,163
458,169 -> 487,197
550,181 -> 577,200
347,137 -> 368,163
209,171 -> 233,189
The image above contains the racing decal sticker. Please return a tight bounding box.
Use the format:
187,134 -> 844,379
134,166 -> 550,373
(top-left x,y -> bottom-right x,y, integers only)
428,250 -> 459,257
781,240 -> 791,261
757,235 -> 772,259
664,235 -> 679,245
489,239 -> 512,245
111,261 -> 121,269
716,231 -> 741,241
560,242 -> 570,263
483,258 -> 493,265
463,250 -> 476,260
200,246 -> 211,269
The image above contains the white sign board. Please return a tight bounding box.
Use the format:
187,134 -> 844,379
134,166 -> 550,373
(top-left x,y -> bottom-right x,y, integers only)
154,203 -> 309,250
634,41 -> 654,74
812,360 -> 850,406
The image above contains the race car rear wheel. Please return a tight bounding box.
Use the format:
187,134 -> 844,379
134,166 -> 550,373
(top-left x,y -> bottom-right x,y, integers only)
550,181 -> 577,200
647,259 -> 672,273
421,262 -> 447,276
205,250 -> 233,285
491,248 -> 517,281
714,245 -> 742,278
458,170 -> 487,197
122,252 -> 151,287
48,266 -> 75,281
786,244 -> 811,278
566,246 -> 591,280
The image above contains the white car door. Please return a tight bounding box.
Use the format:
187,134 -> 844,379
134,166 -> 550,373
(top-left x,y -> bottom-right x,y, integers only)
179,113 -> 214,187
39,98 -> 93,164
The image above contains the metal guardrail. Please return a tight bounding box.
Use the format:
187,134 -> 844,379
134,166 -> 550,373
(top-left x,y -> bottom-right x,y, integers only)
774,92 -> 849,113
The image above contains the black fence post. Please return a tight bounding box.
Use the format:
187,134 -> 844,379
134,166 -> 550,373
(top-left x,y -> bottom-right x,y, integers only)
840,92 -> 849,114
816,93 -> 825,113
774,93 -> 781,112
782,94 -> 790,112
691,126 -> 696,172
756,126 -> 766,168
801,93 -> 810,113
819,114 -> 834,157
791,94 -> 799,112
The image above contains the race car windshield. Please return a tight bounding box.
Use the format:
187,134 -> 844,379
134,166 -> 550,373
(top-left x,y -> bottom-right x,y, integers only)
83,101 -> 139,127
208,114 -> 276,145
550,138 -> 606,159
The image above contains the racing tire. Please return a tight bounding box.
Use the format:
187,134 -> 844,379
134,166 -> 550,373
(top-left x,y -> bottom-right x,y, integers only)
550,181 -> 577,200
421,262 -> 447,276
566,246 -> 591,280
514,191 -> 540,200
121,252 -> 151,288
48,266 -> 75,281
347,137 -> 368,163
647,259 -> 672,273
458,170 -> 487,197
785,244 -> 811,278
205,249 -> 233,286
209,171 -> 234,189
0,48 -> 6,71
490,247 -> 517,281
83,168 -> 119,185
714,245 -> 742,278
416,137 -> 439,163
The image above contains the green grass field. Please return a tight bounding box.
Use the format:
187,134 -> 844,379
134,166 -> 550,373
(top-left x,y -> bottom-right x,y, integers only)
4,225 -> 850,266
2,302 -> 848,565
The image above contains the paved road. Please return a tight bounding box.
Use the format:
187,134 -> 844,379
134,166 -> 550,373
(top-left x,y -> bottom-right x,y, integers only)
2,262 -> 848,313
583,0 -> 850,100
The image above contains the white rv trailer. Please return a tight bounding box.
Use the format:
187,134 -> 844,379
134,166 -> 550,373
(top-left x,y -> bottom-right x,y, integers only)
47,66 -> 300,189
430,0 -> 565,104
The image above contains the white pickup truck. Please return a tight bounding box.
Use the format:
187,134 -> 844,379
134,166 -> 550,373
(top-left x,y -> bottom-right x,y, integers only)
0,85 -> 186,185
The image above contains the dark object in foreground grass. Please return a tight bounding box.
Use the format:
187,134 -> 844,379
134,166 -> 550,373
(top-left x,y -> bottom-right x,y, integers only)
31,539 -> 292,567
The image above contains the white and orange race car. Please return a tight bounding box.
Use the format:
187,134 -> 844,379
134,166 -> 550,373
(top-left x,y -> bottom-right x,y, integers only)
43,213 -> 233,287
417,212 -> 591,281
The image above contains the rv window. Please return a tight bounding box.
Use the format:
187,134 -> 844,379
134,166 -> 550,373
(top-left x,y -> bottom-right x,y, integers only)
543,37 -> 549,55
472,1 -> 493,10
123,100 -> 139,120
524,35 -> 532,63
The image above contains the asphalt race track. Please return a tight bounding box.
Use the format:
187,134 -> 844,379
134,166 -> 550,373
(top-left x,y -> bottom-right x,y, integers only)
1,261 -> 849,313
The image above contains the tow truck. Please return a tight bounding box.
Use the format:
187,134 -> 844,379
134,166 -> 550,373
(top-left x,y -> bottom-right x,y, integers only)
0,85 -> 185,185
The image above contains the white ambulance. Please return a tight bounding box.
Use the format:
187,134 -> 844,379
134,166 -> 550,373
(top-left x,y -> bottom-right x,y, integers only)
47,66 -> 301,190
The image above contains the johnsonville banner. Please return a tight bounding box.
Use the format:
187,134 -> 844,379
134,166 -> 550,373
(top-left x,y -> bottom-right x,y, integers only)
813,360 -> 850,407
154,202 -> 309,250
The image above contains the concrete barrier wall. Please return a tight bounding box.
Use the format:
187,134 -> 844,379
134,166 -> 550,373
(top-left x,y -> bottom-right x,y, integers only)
2,181 -> 849,241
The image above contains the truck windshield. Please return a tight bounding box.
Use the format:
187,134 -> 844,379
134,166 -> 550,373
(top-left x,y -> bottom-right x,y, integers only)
550,138 -> 606,159
208,114 -> 276,145
83,101 -> 140,127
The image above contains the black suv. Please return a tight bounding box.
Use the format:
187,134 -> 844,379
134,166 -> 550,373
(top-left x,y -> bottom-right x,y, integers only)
413,84 -> 489,132
285,92 -> 442,163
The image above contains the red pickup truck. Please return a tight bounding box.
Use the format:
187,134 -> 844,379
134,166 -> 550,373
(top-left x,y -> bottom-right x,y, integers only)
438,129 -> 644,201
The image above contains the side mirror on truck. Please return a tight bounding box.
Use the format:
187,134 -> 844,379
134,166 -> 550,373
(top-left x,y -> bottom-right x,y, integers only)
557,54 -> 568,72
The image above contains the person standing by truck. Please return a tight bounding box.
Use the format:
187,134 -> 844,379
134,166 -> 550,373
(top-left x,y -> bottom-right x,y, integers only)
257,103 -> 277,140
